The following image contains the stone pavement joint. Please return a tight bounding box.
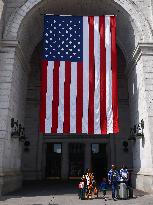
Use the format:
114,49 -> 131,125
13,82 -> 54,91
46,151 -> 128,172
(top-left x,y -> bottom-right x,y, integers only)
0,181 -> 153,205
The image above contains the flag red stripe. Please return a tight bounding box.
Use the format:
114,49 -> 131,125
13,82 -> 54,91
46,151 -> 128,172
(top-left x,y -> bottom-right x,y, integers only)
51,61 -> 60,133
40,60 -> 48,133
63,61 -> 71,133
76,62 -> 83,133
99,16 -> 107,134
88,16 -> 95,134
111,16 -> 119,133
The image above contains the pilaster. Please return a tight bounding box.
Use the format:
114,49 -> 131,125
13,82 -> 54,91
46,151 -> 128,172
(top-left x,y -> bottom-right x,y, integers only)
61,142 -> 69,180
84,143 -> 91,170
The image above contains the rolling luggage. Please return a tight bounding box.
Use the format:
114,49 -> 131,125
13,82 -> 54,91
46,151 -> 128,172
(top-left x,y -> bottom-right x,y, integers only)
118,182 -> 128,199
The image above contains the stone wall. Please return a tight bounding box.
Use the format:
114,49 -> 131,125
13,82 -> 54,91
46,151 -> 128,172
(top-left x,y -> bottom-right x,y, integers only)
0,41 -> 29,194
22,45 -> 41,180
127,44 -> 153,192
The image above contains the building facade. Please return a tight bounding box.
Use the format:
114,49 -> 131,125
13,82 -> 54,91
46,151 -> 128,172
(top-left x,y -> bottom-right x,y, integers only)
0,0 -> 153,194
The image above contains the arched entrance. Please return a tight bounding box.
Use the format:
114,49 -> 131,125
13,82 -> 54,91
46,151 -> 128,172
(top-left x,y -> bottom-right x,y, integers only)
1,0 -> 153,194
23,40 -> 129,182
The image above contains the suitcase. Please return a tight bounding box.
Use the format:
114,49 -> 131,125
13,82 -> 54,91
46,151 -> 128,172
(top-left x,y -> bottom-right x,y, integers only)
118,182 -> 128,199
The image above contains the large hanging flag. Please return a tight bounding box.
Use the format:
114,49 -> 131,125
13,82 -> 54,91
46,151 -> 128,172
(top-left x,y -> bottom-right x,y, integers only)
40,15 -> 119,135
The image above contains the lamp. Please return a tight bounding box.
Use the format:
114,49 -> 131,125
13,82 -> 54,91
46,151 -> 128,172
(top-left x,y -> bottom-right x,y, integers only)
11,118 -> 26,141
136,119 -> 144,138
11,118 -> 31,151
11,118 -> 19,137
19,125 -> 26,141
128,119 -> 144,141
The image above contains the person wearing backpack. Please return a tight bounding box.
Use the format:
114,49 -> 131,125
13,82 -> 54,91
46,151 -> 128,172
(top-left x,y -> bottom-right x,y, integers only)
108,165 -> 120,201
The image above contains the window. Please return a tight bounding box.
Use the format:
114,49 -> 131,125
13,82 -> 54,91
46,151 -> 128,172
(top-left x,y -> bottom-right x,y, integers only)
91,144 -> 99,154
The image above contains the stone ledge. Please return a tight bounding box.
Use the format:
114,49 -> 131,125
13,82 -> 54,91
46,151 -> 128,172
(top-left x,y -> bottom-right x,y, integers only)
0,40 -> 30,73
127,42 -> 153,76
0,170 -> 22,177
0,40 -> 18,48
132,168 -> 153,176
132,43 -> 153,64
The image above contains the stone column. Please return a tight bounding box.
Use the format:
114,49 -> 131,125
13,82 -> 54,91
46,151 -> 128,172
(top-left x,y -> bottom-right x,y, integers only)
61,142 -> 69,180
0,40 -> 29,193
84,143 -> 91,170
0,0 -> 4,39
129,43 -> 153,193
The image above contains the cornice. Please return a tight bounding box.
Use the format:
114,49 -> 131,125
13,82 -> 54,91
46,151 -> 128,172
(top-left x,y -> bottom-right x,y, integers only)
133,43 -> 153,59
127,42 -> 153,77
0,40 -> 30,73
0,40 -> 18,48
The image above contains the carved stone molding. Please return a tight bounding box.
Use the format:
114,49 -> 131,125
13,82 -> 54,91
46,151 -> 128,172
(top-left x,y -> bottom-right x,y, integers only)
0,40 -> 30,73
127,42 -> 153,76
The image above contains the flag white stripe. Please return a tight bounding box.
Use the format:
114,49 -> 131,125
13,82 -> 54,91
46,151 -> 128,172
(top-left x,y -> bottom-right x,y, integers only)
82,16 -> 89,133
70,62 -> 77,133
57,61 -> 65,133
94,16 -> 101,134
105,16 -> 113,133
45,61 -> 54,133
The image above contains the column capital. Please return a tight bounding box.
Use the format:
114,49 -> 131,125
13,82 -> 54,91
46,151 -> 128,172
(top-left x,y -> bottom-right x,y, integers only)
127,42 -> 153,76
132,43 -> 153,62
0,40 -> 30,73
0,40 -> 18,48
134,42 -> 153,59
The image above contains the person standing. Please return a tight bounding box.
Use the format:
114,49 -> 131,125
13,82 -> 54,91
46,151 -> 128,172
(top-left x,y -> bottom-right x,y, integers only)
108,165 -> 120,201
120,165 -> 133,198
120,165 -> 129,184
85,169 -> 92,199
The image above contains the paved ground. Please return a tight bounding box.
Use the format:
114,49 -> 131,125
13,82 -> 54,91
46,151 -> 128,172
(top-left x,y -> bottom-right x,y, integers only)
0,181 -> 153,205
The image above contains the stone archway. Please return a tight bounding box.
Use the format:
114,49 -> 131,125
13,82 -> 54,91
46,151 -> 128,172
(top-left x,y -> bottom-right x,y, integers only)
1,0 -> 153,194
3,0 -> 153,64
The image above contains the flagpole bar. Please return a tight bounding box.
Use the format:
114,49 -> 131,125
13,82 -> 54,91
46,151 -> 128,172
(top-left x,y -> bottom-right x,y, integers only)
40,13 -> 117,16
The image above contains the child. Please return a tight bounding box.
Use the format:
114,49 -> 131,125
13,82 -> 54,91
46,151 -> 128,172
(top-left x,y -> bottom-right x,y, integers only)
79,181 -> 85,199
100,178 -> 108,201
79,175 -> 86,200
93,186 -> 99,198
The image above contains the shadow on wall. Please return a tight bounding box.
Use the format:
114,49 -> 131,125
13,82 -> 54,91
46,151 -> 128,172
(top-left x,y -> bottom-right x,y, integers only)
129,59 -> 146,188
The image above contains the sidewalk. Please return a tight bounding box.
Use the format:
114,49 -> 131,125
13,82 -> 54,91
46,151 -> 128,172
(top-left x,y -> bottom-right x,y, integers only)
0,181 -> 153,205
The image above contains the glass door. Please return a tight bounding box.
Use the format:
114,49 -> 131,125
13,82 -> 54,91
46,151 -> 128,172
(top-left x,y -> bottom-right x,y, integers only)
45,143 -> 62,179
69,143 -> 84,179
91,143 -> 107,181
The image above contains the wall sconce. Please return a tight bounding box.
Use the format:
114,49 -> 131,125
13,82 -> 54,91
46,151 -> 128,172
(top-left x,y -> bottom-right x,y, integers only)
11,118 -> 19,137
18,124 -> 26,141
11,118 -> 26,141
11,118 -> 30,151
137,119 -> 144,137
128,119 -> 144,141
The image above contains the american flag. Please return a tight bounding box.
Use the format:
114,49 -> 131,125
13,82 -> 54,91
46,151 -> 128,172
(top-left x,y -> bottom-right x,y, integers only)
40,15 -> 119,134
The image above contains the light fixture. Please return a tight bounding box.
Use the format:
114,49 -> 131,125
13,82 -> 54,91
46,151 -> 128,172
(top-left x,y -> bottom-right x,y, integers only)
11,118 -> 19,137
136,119 -> 144,138
128,119 -> 144,141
